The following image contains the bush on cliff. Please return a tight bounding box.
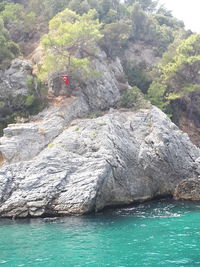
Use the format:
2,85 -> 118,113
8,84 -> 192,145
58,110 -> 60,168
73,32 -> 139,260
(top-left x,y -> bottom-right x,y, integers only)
147,34 -> 200,108
0,2 -> 36,43
118,86 -> 148,109
0,18 -> 20,67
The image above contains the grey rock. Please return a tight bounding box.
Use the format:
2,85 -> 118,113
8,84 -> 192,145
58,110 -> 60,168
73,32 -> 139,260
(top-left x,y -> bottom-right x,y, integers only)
0,96 -> 90,163
0,47 -> 199,218
0,58 -> 32,100
124,42 -> 161,67
82,54 -> 123,110
0,107 -> 199,218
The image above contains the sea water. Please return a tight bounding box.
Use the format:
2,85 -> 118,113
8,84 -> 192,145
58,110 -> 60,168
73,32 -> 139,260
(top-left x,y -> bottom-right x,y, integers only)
1,199 -> 200,267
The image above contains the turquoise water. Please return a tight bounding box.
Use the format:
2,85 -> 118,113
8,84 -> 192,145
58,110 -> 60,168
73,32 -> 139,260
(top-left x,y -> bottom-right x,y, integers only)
1,200 -> 200,267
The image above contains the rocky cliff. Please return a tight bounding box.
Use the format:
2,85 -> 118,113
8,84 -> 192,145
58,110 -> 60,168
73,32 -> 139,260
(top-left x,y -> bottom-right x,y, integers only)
0,52 -> 200,218
0,52 -> 123,164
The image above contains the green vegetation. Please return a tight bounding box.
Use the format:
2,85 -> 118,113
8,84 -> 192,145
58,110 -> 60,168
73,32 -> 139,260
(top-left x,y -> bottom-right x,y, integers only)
0,0 -> 199,134
147,34 -> 200,112
147,81 -> 168,110
0,18 -> 20,67
123,62 -> 152,94
118,86 -> 148,109
39,8 -> 102,83
0,75 -> 47,136
90,131 -> 97,138
97,121 -> 107,126
0,2 -> 36,44
25,76 -> 48,114
0,1 -> 37,67
162,34 -> 200,94
88,111 -> 104,119
48,143 -> 55,148
100,20 -> 131,58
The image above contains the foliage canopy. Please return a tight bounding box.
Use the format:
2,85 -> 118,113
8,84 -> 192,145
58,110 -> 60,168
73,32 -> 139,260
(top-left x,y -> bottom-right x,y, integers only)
39,8 -> 102,81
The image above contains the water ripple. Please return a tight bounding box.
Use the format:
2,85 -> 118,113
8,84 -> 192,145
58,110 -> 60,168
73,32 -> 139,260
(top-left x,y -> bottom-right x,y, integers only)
0,200 -> 200,266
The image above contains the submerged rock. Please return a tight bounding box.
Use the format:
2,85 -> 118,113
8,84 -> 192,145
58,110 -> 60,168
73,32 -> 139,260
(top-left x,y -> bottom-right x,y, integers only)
0,106 -> 199,218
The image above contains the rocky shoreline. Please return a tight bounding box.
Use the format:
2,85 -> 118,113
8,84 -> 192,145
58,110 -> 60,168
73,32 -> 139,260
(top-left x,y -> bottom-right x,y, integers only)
0,106 -> 200,218
0,53 -> 200,218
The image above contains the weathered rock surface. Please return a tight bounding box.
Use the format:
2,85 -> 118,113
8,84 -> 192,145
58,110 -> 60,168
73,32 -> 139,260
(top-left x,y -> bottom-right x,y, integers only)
0,58 -> 33,134
0,106 -> 199,218
83,55 -> 123,110
49,51 -> 123,109
0,48 -> 200,218
124,42 -> 161,67
174,178 -> 200,200
0,96 -> 90,163
0,58 -> 32,101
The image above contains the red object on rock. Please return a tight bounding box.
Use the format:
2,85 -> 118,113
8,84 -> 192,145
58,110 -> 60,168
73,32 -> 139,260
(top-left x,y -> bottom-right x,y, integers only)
61,75 -> 69,85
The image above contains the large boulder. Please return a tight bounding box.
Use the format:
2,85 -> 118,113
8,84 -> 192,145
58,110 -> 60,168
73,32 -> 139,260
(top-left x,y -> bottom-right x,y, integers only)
0,106 -> 199,218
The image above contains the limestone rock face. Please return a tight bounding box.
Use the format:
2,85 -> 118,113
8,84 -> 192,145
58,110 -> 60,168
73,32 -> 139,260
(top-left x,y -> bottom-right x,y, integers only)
0,49 -> 200,218
0,107 -> 199,218
83,55 -> 123,110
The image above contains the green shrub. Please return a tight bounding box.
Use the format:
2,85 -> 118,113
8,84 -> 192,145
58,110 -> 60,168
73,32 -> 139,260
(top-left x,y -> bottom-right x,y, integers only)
25,76 -> 48,114
25,95 -> 35,107
123,62 -> 152,94
118,86 -> 148,109
147,81 -> 168,110
0,2 -> 36,42
100,20 -> 131,58
0,18 -> 20,67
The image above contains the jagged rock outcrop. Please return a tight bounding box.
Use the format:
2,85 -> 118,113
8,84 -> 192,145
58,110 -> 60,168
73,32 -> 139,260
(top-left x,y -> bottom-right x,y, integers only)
0,58 -> 33,134
49,51 -> 124,108
0,58 -> 32,102
0,106 -> 199,218
0,96 -> 90,163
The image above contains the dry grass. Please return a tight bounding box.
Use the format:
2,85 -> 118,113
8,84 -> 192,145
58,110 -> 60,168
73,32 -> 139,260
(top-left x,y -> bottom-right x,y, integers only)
38,128 -> 46,135
0,152 -> 4,167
